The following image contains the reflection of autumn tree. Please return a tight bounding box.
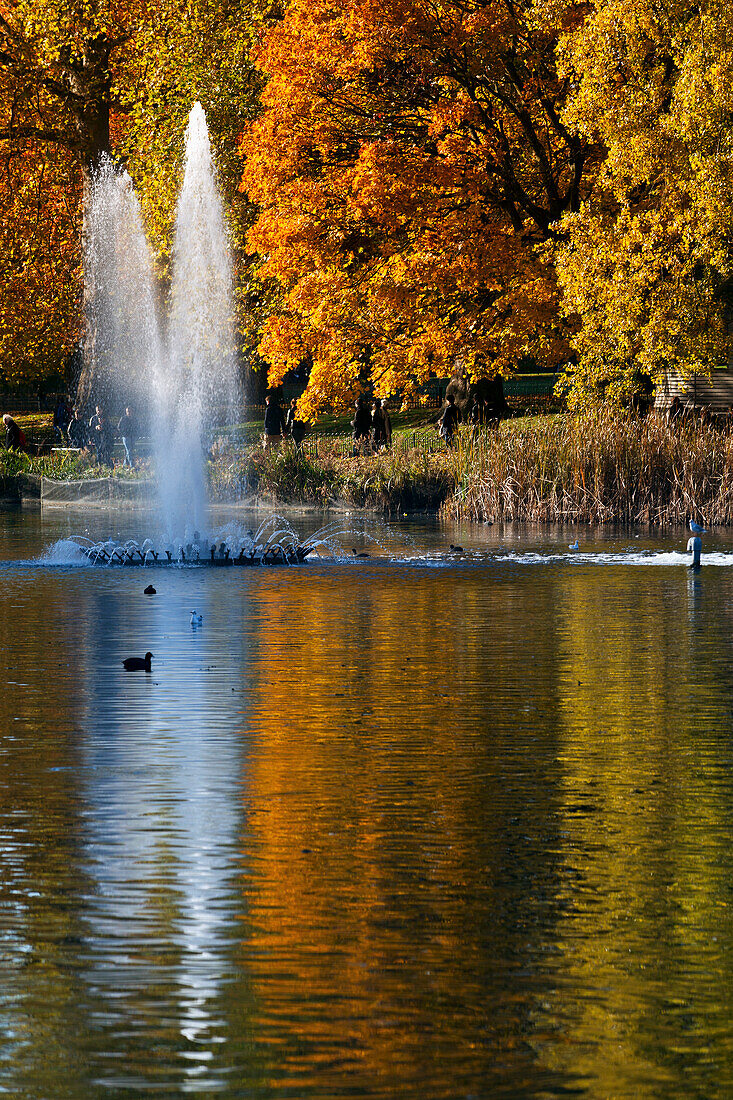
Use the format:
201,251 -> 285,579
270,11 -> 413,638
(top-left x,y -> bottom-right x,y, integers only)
0,570 -> 91,1091
237,569 -> 569,1090
546,570 -> 733,1088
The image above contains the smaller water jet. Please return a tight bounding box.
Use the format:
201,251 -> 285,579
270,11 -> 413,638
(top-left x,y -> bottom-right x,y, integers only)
81,101 -> 238,544
68,522 -> 315,567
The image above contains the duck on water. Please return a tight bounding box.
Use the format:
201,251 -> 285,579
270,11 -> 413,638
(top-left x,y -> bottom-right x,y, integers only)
123,652 -> 153,672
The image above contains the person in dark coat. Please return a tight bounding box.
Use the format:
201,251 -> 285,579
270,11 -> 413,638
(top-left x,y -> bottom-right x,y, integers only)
371,399 -> 392,449
2,414 -> 24,450
285,399 -> 306,447
53,396 -> 71,442
90,406 -> 114,466
381,400 -> 392,448
263,394 -> 286,449
438,394 -> 460,446
67,408 -> 87,448
351,397 -> 372,454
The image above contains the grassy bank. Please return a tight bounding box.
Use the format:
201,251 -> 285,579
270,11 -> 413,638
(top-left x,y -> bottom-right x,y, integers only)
209,440 -> 452,511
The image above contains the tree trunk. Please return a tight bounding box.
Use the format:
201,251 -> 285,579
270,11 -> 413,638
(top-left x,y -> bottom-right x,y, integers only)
70,35 -> 114,414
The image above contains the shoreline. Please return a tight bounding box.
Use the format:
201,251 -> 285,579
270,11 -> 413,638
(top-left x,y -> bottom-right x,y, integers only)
4,409 -> 733,525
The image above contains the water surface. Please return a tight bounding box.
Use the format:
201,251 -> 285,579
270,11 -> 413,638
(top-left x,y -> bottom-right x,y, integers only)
0,509 -> 732,1098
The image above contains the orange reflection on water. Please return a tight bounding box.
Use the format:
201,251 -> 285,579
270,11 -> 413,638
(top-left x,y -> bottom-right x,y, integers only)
237,567 -> 563,1093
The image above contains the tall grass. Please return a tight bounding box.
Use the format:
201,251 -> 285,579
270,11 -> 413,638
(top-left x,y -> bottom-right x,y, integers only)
6,408 -> 732,525
0,448 -> 148,481
446,410 -> 733,524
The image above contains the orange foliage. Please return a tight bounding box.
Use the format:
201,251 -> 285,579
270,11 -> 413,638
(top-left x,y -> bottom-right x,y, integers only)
0,142 -> 82,381
0,0 -> 262,385
240,0 -> 598,417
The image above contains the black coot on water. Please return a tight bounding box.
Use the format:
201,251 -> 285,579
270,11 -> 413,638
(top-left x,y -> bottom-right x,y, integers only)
123,652 -> 154,672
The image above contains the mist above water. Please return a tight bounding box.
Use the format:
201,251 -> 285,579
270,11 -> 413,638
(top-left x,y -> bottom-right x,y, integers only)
84,102 -> 238,537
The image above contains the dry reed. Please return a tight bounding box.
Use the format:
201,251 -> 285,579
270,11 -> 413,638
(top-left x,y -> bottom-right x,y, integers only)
444,410 -> 733,525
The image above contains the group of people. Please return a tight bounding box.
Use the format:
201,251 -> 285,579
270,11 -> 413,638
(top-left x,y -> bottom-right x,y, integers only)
437,392 -> 510,447
55,398 -> 139,467
263,395 -> 306,449
351,397 -> 392,453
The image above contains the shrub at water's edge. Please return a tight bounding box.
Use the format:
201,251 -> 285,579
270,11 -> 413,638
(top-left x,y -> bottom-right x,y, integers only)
208,442 -> 452,511
0,448 -> 146,482
445,410 -> 733,524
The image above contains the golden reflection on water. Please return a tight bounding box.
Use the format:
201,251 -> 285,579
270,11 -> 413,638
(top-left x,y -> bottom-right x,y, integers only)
548,567 -> 733,1093
238,565 -> 733,1096
0,537 -> 732,1097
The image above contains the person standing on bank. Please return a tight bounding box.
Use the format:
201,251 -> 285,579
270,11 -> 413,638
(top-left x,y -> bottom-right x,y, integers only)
371,400 -> 388,450
285,399 -> 306,448
380,399 -> 392,449
351,397 -> 372,454
53,395 -> 71,443
67,408 -> 87,448
438,393 -> 459,447
117,406 -> 137,467
2,413 -> 24,450
90,406 -> 113,466
263,394 -> 286,450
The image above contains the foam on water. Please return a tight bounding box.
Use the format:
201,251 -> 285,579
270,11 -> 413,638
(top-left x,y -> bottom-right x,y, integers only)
37,538 -> 94,566
326,547 -> 733,568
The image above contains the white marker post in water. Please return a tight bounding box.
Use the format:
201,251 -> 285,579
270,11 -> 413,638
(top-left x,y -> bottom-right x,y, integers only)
687,535 -> 702,568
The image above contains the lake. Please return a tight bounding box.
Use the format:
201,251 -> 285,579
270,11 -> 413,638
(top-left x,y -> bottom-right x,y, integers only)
0,506 -> 731,1098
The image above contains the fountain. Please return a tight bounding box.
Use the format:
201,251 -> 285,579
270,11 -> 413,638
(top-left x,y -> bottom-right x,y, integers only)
156,102 -> 237,536
75,103 -> 313,567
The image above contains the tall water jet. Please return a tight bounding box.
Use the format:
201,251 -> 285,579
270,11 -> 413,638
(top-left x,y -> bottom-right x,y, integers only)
154,102 -> 238,535
83,159 -> 164,422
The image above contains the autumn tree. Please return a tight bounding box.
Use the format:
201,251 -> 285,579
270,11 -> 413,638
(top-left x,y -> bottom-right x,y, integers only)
0,0 -> 264,392
554,0 -> 733,408
239,0 -> 599,417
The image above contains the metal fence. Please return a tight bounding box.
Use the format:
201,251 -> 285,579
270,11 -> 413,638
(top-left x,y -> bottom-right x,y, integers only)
296,428 -> 444,458
0,390 -> 57,413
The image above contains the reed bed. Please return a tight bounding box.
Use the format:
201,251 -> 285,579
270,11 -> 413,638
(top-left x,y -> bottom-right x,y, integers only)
6,408 -> 731,525
445,410 -> 733,524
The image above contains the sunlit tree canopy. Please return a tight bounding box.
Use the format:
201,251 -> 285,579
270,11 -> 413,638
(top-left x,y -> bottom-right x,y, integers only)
240,0 -> 600,416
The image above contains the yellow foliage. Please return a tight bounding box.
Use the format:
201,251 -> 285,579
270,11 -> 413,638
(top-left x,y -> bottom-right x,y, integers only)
554,0 -> 733,408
